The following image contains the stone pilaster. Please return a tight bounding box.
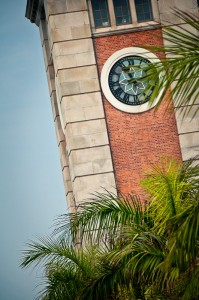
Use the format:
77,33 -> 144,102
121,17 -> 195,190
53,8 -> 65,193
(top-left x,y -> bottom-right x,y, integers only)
42,0 -> 116,208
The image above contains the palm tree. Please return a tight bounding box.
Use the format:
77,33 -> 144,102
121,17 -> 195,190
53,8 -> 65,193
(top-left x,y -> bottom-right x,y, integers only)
21,11 -> 199,299
21,158 -> 199,300
21,196 -> 147,299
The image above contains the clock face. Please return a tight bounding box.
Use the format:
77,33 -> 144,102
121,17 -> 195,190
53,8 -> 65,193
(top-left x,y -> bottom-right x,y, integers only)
108,55 -> 154,106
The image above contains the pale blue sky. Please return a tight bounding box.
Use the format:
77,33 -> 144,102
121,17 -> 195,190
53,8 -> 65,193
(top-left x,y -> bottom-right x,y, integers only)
0,1 -> 66,299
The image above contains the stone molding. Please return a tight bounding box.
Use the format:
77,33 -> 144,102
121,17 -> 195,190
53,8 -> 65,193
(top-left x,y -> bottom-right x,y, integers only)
25,0 -> 44,26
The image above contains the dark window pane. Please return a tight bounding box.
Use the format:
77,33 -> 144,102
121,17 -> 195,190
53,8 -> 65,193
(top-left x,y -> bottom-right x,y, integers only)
137,13 -> 142,21
95,19 -> 102,27
135,0 -> 153,22
116,17 -> 123,24
91,0 -> 110,28
93,11 -> 99,18
136,6 -> 143,13
113,0 -> 132,25
127,16 -> 131,22
92,1 -> 99,10
115,7 -> 122,15
145,12 -> 151,19
101,9 -> 107,18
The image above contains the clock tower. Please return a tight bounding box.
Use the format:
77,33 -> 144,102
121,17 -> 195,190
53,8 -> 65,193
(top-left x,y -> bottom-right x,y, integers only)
26,0 -> 199,212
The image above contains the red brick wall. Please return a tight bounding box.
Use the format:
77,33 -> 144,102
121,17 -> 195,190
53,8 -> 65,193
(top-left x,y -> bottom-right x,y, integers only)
94,29 -> 182,197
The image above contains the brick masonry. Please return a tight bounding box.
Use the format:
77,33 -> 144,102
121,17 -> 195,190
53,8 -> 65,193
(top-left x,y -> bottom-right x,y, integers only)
94,29 -> 182,197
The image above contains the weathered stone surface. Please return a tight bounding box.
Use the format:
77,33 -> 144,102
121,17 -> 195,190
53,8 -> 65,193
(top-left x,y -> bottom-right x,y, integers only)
55,116 -> 65,145
61,93 -> 104,124
63,166 -> 71,182
69,146 -> 113,181
39,19 -> 48,45
49,27 -> 72,47
42,39 -> 51,70
58,141 -> 68,170
57,65 -> 100,96
50,91 -> 59,121
45,0 -> 66,16
66,192 -> 76,213
48,12 -> 91,47
62,166 -> 73,195
58,65 -> 97,82
179,132 -> 199,161
53,39 -> 93,57
50,25 -> 91,47
71,25 -> 91,39
79,79 -> 100,94
66,119 -> 109,152
159,0 -> 198,24
175,106 -> 199,134
73,173 -> 116,205
159,0 -> 198,12
53,12 -> 89,28
46,65 -> 55,95
53,51 -> 95,72
150,0 -> 160,22
44,0 -> 87,17
59,81 -> 81,96
61,92 -> 102,110
66,119 -> 106,137
67,132 -> 109,152
53,81 -> 65,131
65,0 -> 87,12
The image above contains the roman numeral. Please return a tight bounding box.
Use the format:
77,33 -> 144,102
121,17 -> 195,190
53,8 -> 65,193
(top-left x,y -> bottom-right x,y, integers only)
123,93 -> 130,104
115,87 -> 122,95
133,95 -> 139,103
128,59 -> 134,66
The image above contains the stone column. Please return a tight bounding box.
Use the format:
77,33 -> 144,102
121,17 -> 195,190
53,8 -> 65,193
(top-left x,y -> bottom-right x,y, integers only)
41,0 -> 116,209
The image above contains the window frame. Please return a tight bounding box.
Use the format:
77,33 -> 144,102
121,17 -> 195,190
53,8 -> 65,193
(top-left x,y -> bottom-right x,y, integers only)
91,0 -> 111,28
88,0 -> 159,33
134,0 -> 153,23
112,0 -> 132,26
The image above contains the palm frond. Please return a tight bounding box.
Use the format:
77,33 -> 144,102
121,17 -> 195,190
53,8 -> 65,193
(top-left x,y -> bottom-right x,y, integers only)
164,198 -> 199,271
56,192 -> 146,245
127,10 -> 199,117
181,264 -> 199,300
152,11 -> 199,114
20,236 -> 89,276
36,264 -> 83,300
142,157 -> 199,233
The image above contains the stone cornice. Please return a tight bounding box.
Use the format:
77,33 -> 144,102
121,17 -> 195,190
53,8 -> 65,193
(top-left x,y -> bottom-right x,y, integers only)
25,0 -> 44,26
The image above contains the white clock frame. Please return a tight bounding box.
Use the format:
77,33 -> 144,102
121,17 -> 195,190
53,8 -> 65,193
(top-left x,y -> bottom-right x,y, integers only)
101,47 -> 162,113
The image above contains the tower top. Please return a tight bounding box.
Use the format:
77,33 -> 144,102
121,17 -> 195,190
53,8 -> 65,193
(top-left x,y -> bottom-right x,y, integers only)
25,0 -> 44,26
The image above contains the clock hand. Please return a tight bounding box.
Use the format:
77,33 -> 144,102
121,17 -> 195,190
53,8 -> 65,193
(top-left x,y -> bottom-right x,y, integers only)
128,79 -> 138,84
